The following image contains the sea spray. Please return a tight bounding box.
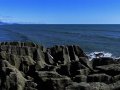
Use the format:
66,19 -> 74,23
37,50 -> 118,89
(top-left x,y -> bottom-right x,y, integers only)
87,51 -> 113,60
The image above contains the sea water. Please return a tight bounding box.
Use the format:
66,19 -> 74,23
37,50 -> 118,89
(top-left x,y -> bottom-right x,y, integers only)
0,24 -> 120,57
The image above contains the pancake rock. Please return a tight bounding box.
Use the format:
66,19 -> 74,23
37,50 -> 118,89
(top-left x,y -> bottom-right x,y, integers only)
0,42 -> 120,90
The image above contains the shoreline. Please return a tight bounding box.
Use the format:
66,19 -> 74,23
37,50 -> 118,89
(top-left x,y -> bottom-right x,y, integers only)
1,41 -> 120,90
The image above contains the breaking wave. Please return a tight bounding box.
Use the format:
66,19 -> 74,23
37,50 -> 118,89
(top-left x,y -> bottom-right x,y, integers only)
87,51 -> 113,60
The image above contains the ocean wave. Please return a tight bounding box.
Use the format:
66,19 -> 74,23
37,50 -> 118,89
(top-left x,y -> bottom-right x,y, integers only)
87,51 -> 113,60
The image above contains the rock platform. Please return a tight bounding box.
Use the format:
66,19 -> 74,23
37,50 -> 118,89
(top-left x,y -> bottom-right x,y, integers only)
0,42 -> 120,90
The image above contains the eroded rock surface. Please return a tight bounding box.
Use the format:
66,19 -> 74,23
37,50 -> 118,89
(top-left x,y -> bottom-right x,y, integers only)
0,42 -> 120,90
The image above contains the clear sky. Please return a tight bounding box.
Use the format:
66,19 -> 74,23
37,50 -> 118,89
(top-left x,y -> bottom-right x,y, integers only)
0,0 -> 120,24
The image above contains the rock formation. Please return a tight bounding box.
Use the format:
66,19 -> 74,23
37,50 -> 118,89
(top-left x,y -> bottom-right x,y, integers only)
0,42 -> 120,90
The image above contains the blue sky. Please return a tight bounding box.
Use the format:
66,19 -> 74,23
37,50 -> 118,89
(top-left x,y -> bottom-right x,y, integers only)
0,0 -> 120,24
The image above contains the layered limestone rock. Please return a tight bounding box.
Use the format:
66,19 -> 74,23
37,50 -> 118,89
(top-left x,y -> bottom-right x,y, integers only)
0,42 -> 120,90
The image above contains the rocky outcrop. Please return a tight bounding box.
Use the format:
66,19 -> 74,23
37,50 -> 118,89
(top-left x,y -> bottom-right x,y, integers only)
92,57 -> 116,68
0,60 -> 37,90
0,42 -> 120,90
96,64 -> 120,76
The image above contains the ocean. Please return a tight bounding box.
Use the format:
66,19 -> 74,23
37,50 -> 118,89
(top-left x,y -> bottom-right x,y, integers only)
0,24 -> 120,57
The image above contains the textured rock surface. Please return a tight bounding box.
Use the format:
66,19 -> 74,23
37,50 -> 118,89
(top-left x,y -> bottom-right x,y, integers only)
0,42 -> 120,90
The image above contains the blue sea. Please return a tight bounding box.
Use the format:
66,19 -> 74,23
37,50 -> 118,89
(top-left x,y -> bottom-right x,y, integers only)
0,24 -> 120,57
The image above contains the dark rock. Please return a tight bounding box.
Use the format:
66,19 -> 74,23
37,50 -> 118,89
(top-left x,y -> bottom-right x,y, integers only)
0,42 -> 120,90
44,52 -> 54,65
77,68 -> 91,76
70,61 -> 88,76
33,48 -> 47,70
49,45 -> 86,65
87,73 -> 112,83
79,57 -> 93,70
92,57 -> 115,68
96,64 -> 120,76
35,71 -> 71,90
66,82 -> 91,90
114,75 -> 120,82
0,52 -> 36,74
73,75 -> 87,82
67,45 -> 79,61
0,60 -> 26,90
49,45 -> 71,65
56,64 -> 71,76
73,45 -> 87,58
89,82 -> 110,90
115,58 -> 120,64
19,56 -> 36,74
25,81 -> 37,90
0,41 -> 40,48
109,81 -> 120,90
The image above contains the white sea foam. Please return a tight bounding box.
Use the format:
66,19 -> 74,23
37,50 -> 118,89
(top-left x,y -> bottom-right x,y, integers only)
87,51 -> 113,60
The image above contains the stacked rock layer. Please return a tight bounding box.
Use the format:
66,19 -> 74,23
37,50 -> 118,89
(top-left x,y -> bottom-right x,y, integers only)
0,42 -> 120,90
